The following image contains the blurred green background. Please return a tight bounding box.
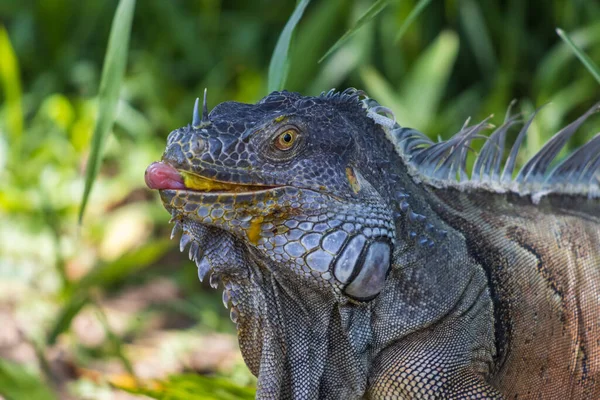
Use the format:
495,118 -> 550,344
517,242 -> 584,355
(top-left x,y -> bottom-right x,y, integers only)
0,0 -> 599,398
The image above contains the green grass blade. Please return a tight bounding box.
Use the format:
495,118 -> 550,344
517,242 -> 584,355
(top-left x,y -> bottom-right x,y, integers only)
394,0 -> 433,43
78,0 -> 136,223
459,0 -> 497,76
46,293 -> 89,346
268,0 -> 311,92
0,25 -> 23,158
319,0 -> 390,63
0,358 -> 58,400
556,27 -> 600,84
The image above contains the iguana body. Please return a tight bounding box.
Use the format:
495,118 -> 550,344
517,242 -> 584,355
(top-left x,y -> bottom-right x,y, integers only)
145,89 -> 600,398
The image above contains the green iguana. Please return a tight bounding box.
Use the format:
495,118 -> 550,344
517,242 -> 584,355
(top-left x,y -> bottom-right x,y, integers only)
145,88 -> 600,399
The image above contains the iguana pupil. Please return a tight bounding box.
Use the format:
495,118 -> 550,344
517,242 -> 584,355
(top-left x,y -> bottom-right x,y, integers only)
274,128 -> 298,151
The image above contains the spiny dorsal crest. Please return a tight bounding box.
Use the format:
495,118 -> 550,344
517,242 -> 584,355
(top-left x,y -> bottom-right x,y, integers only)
359,93 -> 600,202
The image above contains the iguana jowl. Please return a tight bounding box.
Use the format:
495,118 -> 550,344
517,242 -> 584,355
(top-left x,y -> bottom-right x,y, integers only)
145,89 -> 600,399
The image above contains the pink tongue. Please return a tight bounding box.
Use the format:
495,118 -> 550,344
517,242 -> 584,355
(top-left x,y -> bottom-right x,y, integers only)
145,162 -> 186,190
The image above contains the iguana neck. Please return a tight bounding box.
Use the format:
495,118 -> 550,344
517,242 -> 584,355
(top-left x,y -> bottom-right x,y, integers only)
236,252 -> 370,399
358,134 -> 496,371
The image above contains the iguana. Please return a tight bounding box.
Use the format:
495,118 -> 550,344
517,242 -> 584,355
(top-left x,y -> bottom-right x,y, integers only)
145,88 -> 600,399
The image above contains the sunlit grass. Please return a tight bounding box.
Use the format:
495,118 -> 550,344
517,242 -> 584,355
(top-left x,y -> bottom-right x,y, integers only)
79,0 -> 136,223
0,25 -> 23,159
557,27 -> 600,84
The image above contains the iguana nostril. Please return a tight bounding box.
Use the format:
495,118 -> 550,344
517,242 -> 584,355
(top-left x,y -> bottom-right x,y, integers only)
163,142 -> 186,166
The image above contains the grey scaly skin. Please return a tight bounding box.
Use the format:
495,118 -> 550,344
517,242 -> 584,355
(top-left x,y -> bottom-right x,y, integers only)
146,89 -> 600,399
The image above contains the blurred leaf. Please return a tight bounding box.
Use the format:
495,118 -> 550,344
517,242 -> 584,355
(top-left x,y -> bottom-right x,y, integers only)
47,293 -> 89,345
436,84 -> 484,133
394,0 -> 432,43
0,358 -> 58,400
307,24 -> 368,94
78,239 -> 171,290
79,0 -> 136,223
95,305 -> 135,378
556,27 -> 600,84
401,30 -> 459,128
113,373 -> 255,400
361,30 -> 459,129
115,99 -> 153,139
534,22 -> 600,96
319,0 -> 390,63
359,66 -> 406,117
268,0 -> 311,92
0,25 -> 23,155
459,0 -> 496,76
286,0 -> 348,92
47,240 -> 171,345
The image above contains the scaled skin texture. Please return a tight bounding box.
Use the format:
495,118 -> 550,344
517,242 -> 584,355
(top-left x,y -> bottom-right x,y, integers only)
146,89 -> 600,399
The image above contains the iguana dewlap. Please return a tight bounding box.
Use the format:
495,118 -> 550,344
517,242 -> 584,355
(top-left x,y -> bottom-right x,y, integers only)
146,89 -> 600,399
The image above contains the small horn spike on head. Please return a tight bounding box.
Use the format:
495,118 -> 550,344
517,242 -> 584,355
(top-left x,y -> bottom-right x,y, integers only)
202,88 -> 209,123
192,97 -> 201,128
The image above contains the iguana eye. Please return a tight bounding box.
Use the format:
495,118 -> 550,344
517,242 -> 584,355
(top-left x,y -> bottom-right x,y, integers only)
274,129 -> 297,150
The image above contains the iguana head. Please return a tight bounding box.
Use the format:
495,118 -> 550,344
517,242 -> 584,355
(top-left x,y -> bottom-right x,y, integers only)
146,89 -> 400,393
146,89 -> 396,301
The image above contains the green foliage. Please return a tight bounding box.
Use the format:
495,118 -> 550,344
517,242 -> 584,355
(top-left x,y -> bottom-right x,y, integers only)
47,239 -> 171,345
0,359 -> 57,400
360,30 -> 459,130
459,0 -> 497,76
268,0 -> 312,92
394,0 -> 432,43
47,292 -> 89,346
0,0 -> 598,398
319,0 -> 391,63
79,0 -> 136,223
115,374 -> 255,400
557,27 -> 600,84
0,25 -> 22,158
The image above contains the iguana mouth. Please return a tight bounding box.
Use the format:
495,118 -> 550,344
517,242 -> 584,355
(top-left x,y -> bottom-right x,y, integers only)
145,161 -> 278,194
